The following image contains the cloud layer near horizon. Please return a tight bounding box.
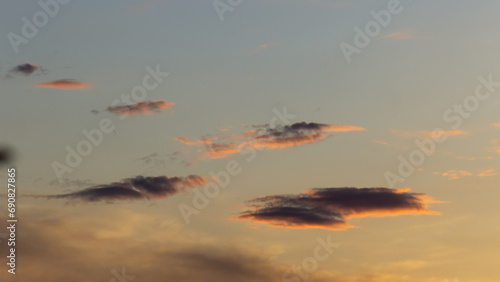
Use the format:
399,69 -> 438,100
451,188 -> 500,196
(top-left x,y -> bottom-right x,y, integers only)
235,187 -> 441,230
45,175 -> 205,203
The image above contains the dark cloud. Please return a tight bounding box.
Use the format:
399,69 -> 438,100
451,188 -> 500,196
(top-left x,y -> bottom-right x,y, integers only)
8,63 -> 42,76
46,175 -> 205,203
105,100 -> 175,116
0,146 -> 15,166
235,187 -> 441,230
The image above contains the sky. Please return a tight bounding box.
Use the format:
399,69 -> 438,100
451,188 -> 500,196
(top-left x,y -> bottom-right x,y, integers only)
0,0 -> 500,281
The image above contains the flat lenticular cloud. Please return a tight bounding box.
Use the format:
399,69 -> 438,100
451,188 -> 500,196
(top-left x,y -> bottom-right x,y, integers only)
234,187 -> 441,230
35,79 -> 92,90
44,175 -> 205,203
380,28 -> 416,40
175,122 -> 365,161
105,100 -> 175,116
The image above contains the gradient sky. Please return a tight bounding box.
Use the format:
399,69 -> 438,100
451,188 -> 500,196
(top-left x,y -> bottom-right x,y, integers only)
1,0 -> 500,281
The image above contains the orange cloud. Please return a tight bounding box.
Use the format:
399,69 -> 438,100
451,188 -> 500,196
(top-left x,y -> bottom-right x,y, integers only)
203,143 -> 240,159
490,122 -> 500,128
35,79 -> 92,90
174,137 -> 215,146
380,28 -> 416,40
494,140 -> 500,153
476,169 -> 497,177
440,170 -> 472,180
252,42 -> 278,53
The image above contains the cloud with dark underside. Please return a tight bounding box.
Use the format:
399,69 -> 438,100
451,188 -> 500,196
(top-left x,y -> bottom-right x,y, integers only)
35,79 -> 92,90
234,187 -> 441,230
97,100 -> 175,116
175,122 -> 365,161
43,175 -> 205,203
8,63 -> 41,76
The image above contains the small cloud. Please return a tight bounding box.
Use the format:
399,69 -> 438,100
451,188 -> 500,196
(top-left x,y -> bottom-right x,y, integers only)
105,100 -> 175,116
476,169 -> 497,177
134,153 -> 167,170
490,122 -> 500,128
456,155 -> 493,161
35,79 -> 92,90
251,42 -> 278,53
233,187 -> 441,230
372,140 -> 389,146
440,170 -> 472,180
380,28 -> 417,40
8,63 -> 41,76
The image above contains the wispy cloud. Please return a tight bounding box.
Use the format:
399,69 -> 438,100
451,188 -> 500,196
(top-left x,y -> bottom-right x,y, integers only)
103,100 -> 175,116
435,169 -> 497,179
391,129 -> 468,139
437,170 -> 472,180
494,140 -> 500,153
490,122 -> 500,128
476,169 -> 497,177
234,187 -> 440,230
380,28 -> 417,40
252,42 -> 279,53
175,122 -> 365,162
35,79 -> 92,90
